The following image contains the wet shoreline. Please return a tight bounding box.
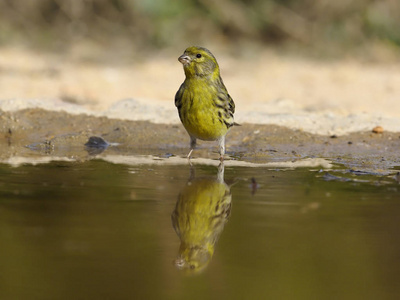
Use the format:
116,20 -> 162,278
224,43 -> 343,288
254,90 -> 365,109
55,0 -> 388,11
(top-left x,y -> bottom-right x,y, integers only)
1,108 -> 399,171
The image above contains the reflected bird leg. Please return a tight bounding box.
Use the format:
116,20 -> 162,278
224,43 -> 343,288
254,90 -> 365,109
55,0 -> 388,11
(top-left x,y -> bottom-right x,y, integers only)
189,164 -> 196,181
217,162 -> 225,183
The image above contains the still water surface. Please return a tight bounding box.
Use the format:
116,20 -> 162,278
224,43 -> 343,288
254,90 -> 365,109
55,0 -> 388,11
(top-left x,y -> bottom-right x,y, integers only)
0,158 -> 399,299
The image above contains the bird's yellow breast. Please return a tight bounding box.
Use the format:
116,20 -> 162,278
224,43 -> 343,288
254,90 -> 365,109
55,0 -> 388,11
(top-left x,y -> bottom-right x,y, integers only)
179,80 -> 228,141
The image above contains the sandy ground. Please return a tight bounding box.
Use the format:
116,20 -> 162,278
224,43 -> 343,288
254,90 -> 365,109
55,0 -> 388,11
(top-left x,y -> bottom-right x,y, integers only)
0,46 -> 399,170
1,46 -> 400,135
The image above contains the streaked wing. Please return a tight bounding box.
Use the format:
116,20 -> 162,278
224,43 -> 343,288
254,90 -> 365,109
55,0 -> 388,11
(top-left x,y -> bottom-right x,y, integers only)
175,83 -> 184,109
215,89 -> 235,128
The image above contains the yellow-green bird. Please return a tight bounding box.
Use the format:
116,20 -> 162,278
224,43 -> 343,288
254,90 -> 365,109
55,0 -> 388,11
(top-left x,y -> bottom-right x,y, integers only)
175,46 -> 237,160
171,164 -> 232,272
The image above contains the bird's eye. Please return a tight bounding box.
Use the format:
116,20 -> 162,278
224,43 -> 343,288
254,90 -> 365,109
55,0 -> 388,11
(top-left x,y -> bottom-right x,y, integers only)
196,54 -> 202,58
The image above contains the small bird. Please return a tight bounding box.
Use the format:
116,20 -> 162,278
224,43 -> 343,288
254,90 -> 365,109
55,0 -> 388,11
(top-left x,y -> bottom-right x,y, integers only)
171,163 -> 232,272
175,46 -> 237,160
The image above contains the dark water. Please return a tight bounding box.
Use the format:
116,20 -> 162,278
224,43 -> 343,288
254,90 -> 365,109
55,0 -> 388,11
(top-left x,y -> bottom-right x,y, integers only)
0,158 -> 399,300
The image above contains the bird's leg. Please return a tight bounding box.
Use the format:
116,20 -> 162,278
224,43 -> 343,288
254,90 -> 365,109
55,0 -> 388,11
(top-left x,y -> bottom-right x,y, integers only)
187,136 -> 197,159
218,136 -> 225,161
217,162 -> 225,183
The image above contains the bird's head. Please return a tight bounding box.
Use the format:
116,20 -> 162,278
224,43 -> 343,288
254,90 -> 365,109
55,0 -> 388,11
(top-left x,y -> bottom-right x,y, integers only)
174,244 -> 214,274
178,46 -> 220,79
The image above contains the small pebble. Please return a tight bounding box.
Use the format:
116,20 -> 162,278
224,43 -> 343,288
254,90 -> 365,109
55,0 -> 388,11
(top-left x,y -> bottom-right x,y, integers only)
242,136 -> 250,143
85,136 -> 109,148
372,126 -> 384,133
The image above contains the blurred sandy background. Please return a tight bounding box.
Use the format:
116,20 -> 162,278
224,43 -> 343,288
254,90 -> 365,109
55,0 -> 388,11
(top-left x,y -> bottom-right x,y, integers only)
0,0 -> 400,134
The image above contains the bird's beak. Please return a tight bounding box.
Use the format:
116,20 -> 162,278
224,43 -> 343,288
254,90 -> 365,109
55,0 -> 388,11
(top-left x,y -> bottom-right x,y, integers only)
178,54 -> 191,65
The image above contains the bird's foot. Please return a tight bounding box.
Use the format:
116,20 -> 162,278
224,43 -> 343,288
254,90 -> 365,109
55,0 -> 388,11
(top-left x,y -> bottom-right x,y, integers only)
187,149 -> 194,159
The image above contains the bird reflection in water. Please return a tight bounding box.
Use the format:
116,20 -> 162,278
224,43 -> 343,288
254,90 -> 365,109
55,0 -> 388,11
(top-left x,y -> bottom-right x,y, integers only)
171,163 -> 232,273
